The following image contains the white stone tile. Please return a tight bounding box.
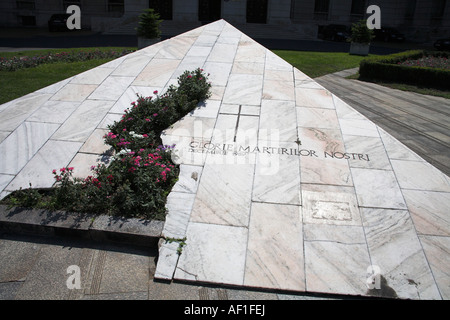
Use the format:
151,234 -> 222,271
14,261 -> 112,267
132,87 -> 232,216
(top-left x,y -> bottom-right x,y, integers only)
194,34 -> 218,47
304,224 -> 366,244
70,67 -> 113,84
88,76 -> 134,101
68,152 -> 110,179
343,135 -> 391,170
304,238 -> 370,296
174,222 -> 248,286
262,79 -> 295,101
300,155 -> 353,186
79,128 -> 111,154
35,77 -> 74,94
111,54 -> 152,77
207,43 -> 237,63
391,160 -> 450,192
302,184 -> 361,226
189,100 -> 221,118
50,84 -> 97,102
234,41 -> 266,63
362,208 -> 441,300
295,88 -> 335,109
351,168 -> 407,209
339,118 -> 380,137
0,174 -> 14,193
265,51 -> 293,71
171,55 -> 207,79
155,36 -> 196,59
163,191 -> 196,238
186,45 -> 213,58
0,93 -> 52,131
244,203 -> 304,291
202,61 -> 232,86
419,235 -> 450,299
231,61 -> 264,75
98,113 -> 123,129
163,116 -> 216,140
403,189 -> 450,236
222,74 -> 263,105
190,161 -> 254,227
378,128 -> 422,161
5,140 -> 82,191
133,58 -> 181,87
297,107 -> 340,129
260,100 -> 297,143
170,164 -> 203,194
51,100 -> 114,142
0,131 -> 10,144
0,122 -> 60,175
27,100 -> 80,124
252,147 -> 301,205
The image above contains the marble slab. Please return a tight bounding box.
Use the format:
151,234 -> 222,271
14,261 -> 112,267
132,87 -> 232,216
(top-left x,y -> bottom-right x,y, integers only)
0,122 -> 60,175
189,161 -> 254,227
222,74 -> 263,105
5,140 -> 83,191
51,100 -> 114,142
174,222 -> 248,286
362,208 -> 441,299
244,203 -> 304,291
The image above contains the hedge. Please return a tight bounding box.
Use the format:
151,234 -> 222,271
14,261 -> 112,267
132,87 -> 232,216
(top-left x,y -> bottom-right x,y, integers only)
359,50 -> 450,90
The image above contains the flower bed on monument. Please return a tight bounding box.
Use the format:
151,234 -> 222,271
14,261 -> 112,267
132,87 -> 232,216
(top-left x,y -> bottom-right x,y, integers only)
1,68 -> 211,220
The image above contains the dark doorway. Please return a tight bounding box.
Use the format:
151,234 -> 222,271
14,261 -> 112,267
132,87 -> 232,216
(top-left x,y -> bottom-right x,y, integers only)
149,0 -> 173,20
198,0 -> 221,22
246,0 -> 268,23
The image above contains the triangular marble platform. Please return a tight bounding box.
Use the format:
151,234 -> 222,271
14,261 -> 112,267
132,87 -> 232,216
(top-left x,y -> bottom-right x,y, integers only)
0,20 -> 448,299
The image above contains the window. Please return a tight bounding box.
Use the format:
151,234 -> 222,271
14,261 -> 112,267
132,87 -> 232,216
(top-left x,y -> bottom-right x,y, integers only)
63,0 -> 81,10
108,0 -> 124,14
431,0 -> 446,19
314,0 -> 329,20
405,0 -> 417,20
16,0 -> 35,10
149,0 -> 173,20
351,0 -> 366,15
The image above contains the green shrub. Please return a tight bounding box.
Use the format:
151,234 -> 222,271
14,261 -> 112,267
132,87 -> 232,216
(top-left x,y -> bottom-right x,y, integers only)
349,20 -> 374,44
359,50 -> 450,90
136,8 -> 162,39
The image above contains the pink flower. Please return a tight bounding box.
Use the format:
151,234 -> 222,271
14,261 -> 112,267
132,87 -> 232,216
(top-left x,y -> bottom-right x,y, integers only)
153,113 -> 158,117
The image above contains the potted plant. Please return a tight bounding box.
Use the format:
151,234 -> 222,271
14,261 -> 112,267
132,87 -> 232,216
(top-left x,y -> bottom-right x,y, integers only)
136,8 -> 162,49
348,20 -> 374,56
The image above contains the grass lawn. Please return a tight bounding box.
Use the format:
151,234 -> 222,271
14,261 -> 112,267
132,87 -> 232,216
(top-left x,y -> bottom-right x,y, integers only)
272,50 -> 373,78
0,47 -> 135,105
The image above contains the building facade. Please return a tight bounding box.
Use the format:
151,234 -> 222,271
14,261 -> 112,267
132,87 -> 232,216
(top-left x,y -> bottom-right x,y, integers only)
1,0 -> 449,41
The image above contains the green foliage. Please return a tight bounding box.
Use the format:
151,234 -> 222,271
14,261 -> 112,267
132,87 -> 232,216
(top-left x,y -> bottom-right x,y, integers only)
359,50 -> 450,90
136,8 -> 162,39
349,20 -> 375,44
1,68 -> 211,220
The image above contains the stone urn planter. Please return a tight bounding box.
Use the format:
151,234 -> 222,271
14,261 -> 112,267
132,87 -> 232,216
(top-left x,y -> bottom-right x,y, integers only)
138,37 -> 160,49
349,42 -> 370,56
136,8 -> 162,49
